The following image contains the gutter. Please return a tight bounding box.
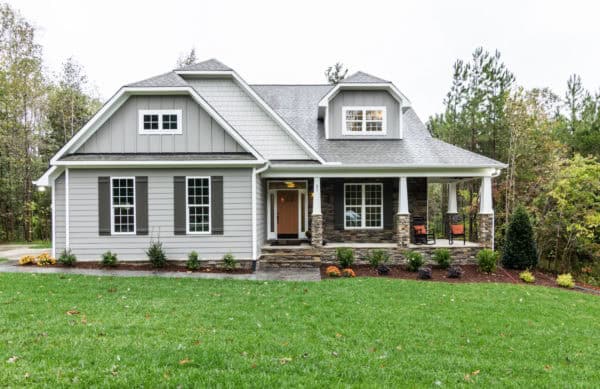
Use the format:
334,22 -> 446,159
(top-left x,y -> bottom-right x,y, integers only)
252,162 -> 270,270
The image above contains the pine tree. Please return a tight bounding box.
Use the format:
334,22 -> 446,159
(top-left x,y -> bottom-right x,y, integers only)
324,62 -> 348,84
502,205 -> 538,269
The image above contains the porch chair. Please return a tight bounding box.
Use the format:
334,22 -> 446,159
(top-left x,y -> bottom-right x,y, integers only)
448,215 -> 466,245
411,216 -> 436,245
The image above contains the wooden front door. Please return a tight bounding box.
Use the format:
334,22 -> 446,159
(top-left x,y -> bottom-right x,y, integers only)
277,190 -> 299,237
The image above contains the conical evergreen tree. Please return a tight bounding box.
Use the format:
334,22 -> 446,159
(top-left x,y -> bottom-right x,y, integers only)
502,205 -> 538,269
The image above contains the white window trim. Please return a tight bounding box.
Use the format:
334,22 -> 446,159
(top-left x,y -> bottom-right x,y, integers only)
343,183 -> 384,229
186,176 -> 211,235
138,109 -> 183,135
341,106 -> 387,135
110,177 -> 136,235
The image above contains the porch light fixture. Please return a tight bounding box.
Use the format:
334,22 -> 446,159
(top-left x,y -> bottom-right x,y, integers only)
285,181 -> 296,188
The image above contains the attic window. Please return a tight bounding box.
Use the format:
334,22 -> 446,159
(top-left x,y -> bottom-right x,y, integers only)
342,106 -> 386,135
138,110 -> 182,134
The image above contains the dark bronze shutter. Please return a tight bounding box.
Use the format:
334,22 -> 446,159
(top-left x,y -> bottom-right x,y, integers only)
211,176 -> 224,235
135,176 -> 148,235
383,179 -> 395,229
98,176 -> 111,236
334,180 -> 344,230
174,176 -> 186,235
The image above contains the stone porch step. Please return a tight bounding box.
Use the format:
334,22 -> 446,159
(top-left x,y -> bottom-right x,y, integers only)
259,251 -> 322,269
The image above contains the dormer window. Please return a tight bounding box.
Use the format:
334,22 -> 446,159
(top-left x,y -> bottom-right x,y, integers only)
138,109 -> 182,134
342,106 -> 386,135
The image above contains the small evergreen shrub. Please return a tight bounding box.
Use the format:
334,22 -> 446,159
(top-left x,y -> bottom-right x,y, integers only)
432,248 -> 451,269
146,240 -> 167,268
447,265 -> 463,278
377,264 -> 390,275
326,265 -> 341,277
417,266 -> 432,279
336,247 -> 355,269
519,270 -> 535,283
477,249 -> 498,274
556,273 -> 575,288
101,251 -> 118,267
58,249 -> 77,266
502,205 -> 538,269
341,268 -> 356,278
186,251 -> 200,270
223,253 -> 237,270
367,249 -> 390,269
405,251 -> 424,272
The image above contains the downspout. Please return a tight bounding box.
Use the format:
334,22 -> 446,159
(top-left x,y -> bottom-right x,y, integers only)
252,162 -> 270,271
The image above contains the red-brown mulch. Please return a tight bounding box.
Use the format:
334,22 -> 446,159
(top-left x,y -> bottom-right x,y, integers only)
20,262 -> 253,274
320,264 -> 580,291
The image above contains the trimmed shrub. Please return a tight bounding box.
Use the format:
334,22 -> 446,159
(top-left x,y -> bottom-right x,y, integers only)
58,249 -> 77,266
367,249 -> 390,269
432,248 -> 451,269
556,273 -> 575,288
377,264 -> 390,275
146,240 -> 167,268
326,266 -> 341,277
186,251 -> 200,271
101,251 -> 118,267
417,266 -> 432,279
341,268 -> 356,278
519,270 -> 535,283
336,247 -> 355,269
477,249 -> 498,274
223,253 -> 237,270
405,251 -> 424,272
447,265 -> 463,278
36,253 -> 56,266
502,205 -> 538,269
18,255 -> 36,265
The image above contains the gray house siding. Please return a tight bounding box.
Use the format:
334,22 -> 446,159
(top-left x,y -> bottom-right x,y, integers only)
78,95 -> 245,154
187,78 -> 311,160
328,90 -> 400,139
54,172 -> 66,255
65,168 -> 253,261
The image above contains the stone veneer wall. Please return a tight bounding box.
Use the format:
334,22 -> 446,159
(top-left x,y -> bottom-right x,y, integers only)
477,213 -> 494,248
320,178 -> 427,243
320,246 -> 480,265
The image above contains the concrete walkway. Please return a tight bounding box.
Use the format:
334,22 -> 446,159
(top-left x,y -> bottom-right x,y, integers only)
0,260 -> 321,282
0,244 -> 48,260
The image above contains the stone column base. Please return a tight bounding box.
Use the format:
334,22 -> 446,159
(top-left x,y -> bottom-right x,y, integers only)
396,214 -> 410,247
311,214 -> 323,248
478,213 -> 494,249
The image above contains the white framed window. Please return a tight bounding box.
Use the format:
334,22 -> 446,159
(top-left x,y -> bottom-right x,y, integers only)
342,106 -> 387,135
111,177 -> 136,234
344,183 -> 383,229
186,177 -> 211,234
138,109 -> 183,134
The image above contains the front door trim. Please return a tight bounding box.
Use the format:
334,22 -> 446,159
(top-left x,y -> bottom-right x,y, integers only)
267,180 -> 308,240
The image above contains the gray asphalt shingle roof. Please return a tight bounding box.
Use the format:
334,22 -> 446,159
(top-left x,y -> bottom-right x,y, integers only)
343,71 -> 390,84
61,153 -> 255,162
127,72 -> 189,88
174,58 -> 232,72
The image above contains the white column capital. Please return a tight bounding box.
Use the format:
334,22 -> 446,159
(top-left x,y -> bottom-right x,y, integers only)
398,176 -> 409,215
312,177 -> 322,215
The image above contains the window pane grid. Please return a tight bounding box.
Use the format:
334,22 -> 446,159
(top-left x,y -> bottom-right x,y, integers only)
344,183 -> 383,229
112,178 -> 135,233
187,178 -> 210,233
139,110 -> 181,133
343,108 -> 385,134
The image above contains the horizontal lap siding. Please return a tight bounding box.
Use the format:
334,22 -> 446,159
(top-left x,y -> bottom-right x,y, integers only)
54,173 -> 66,255
256,177 -> 266,254
67,168 -> 252,261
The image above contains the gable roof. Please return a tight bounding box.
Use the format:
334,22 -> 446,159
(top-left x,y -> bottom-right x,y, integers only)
127,72 -> 188,87
174,58 -> 232,72
343,71 -> 389,84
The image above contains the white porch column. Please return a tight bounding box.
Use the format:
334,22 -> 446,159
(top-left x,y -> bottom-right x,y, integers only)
398,176 -> 409,214
312,177 -> 321,215
447,182 -> 458,214
479,176 -> 493,214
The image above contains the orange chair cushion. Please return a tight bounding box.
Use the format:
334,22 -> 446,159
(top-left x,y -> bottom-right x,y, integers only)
413,225 -> 427,234
450,225 -> 464,235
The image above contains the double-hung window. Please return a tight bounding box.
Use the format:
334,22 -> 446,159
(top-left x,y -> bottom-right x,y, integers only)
186,177 -> 211,234
344,183 -> 383,229
138,109 -> 182,134
342,106 -> 386,135
111,177 -> 136,234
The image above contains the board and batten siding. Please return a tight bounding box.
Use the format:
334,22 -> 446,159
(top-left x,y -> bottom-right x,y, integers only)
54,172 -> 66,255
187,78 -> 311,160
77,95 -> 245,154
63,168 -> 253,261
328,90 -> 400,139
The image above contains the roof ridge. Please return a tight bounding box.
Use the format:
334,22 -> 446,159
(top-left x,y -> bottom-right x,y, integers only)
174,58 -> 232,72
343,71 -> 390,83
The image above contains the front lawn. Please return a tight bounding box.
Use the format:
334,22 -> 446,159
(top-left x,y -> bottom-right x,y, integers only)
1,274 -> 599,387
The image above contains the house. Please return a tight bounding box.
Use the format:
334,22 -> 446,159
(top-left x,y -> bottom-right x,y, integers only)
35,59 -> 506,268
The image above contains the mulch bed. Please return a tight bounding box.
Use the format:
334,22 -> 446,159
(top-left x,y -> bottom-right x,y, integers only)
19,262 -> 253,274
320,264 -> 587,291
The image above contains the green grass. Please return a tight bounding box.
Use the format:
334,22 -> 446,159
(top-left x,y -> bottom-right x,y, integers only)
0,257 -> 8,263
1,274 -> 599,387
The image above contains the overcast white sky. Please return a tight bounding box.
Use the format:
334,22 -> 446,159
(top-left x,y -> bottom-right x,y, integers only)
7,0 -> 600,119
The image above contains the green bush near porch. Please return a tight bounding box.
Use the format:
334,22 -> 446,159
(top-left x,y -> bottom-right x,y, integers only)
0,273 -> 598,387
